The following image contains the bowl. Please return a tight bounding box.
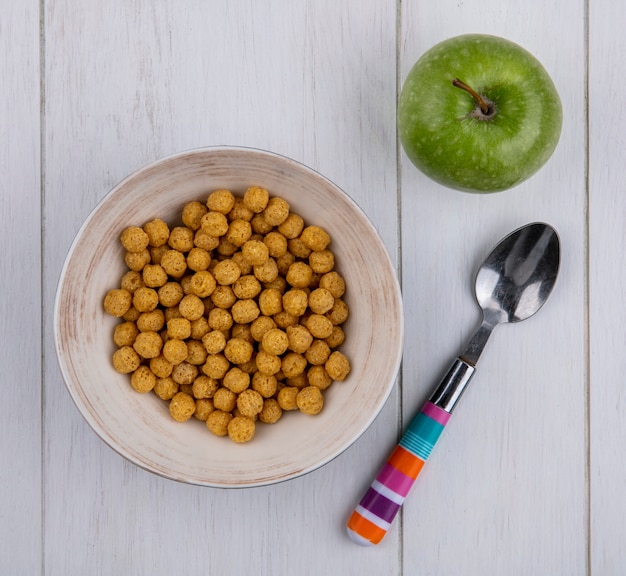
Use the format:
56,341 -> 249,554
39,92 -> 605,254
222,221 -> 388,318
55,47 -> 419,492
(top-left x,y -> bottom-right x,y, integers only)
54,146 -> 404,487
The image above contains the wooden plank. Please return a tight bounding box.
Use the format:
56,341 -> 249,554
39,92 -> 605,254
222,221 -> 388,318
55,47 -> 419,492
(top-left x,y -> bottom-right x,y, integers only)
398,0 -> 588,574
0,2 -> 42,574
588,1 -> 626,574
42,1 -> 400,574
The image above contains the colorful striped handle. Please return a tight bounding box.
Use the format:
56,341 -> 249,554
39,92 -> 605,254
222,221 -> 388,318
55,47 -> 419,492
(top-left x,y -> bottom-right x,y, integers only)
346,401 -> 451,546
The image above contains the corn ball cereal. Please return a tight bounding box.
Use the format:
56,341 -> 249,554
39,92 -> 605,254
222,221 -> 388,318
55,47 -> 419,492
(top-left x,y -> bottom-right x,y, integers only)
104,186 -> 351,443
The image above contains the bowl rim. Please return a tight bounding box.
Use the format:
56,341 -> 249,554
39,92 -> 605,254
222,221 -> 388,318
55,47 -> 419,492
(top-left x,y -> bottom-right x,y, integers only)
53,145 -> 404,487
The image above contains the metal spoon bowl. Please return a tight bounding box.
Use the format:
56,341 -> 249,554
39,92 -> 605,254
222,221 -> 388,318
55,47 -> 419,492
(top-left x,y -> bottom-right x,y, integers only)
347,222 -> 560,546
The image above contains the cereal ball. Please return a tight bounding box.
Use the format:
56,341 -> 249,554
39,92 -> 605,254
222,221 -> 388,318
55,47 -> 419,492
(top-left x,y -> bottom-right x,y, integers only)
202,354 -> 230,379
276,252 -> 296,276
186,340 -> 208,365
258,288 -> 283,317
286,324 -> 313,354
277,386 -> 299,411
182,201 -> 208,230
164,306 -> 182,323
255,350 -> 282,376
301,225 -> 331,252
262,197 -> 290,226
210,285 -> 237,309
264,231 -> 288,258
113,321 -> 139,347
154,376 -> 179,400
224,338 -> 254,366
231,323 -> 253,344
229,197 -> 254,222
202,330 -> 227,354
168,226 -> 194,252
326,299 -> 350,325
123,307 -> 141,322
161,250 -> 187,278
162,338 -> 188,365
236,389 -> 264,417
296,385 -> 324,415
325,351 -> 351,381
149,244 -> 170,265
226,219 -> 252,247
178,294 -> 204,321
192,375 -> 219,399
250,213 -> 273,235
207,189 -> 236,214
307,365 -> 333,390
309,250 -> 335,274
227,416 -> 256,443
308,287 -> 334,314
190,317 -> 210,340
206,410 -> 234,437
130,365 -> 156,393
233,275 -> 262,299
220,368 -> 248,395
264,276 -> 287,294
169,392 -> 196,422
213,259 -> 241,286
120,226 -> 149,253
132,331 -> 163,359
243,186 -> 270,213
136,309 -> 165,332
158,282 -> 184,308
124,249 -> 151,271
277,213 -> 304,239
112,346 -> 141,374
208,307 -> 233,331
251,372 -> 278,398
201,211 -> 229,237
281,352 -> 307,378
273,311 -> 299,329
143,218 -> 170,247
319,271 -> 345,298
250,316 -> 277,342
287,238 -> 312,259
305,339 -> 331,366
262,328 -> 289,356
180,275 -> 193,295
120,270 -> 144,293
306,314 -> 334,339
282,289 -> 308,317
286,374 -> 308,388
169,361 -> 197,386
231,251 -> 253,276
194,229 -> 220,251
142,264 -> 168,288
253,257 -> 279,283
286,262 -> 314,288
190,270 -> 216,298
242,239 -> 269,266
325,325 -> 346,349
187,247 -> 212,272
213,387 -> 237,412
104,289 -> 132,317
259,398 -> 282,424
231,299 -> 260,324
194,398 -> 215,421
216,237 -> 238,257
149,355 -> 173,378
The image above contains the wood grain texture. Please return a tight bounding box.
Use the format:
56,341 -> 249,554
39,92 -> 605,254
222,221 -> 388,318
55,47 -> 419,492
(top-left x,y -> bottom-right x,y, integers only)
0,3 -> 42,575
5,0 -> 625,574
589,1 -> 626,574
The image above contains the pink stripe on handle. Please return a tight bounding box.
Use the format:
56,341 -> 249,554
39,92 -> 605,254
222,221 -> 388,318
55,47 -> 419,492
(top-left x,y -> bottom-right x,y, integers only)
376,463 -> 417,497
421,401 -> 451,426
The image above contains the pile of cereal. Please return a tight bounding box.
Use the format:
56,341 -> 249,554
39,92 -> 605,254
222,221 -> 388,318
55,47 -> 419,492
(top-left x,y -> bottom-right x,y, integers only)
103,186 -> 351,443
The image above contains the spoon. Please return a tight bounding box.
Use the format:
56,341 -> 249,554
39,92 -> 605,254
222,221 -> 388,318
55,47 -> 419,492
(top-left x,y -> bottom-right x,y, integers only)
347,222 -> 560,546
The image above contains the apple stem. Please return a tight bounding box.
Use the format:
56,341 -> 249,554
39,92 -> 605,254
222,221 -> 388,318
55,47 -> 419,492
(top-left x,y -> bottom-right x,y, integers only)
452,78 -> 492,116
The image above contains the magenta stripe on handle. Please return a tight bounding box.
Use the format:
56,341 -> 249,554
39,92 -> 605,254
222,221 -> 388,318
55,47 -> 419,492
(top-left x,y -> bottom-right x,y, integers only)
421,401 -> 451,425
376,463 -> 414,497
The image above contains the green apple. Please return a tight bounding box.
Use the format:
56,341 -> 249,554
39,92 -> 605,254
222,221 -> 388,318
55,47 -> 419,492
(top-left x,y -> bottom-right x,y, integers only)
398,34 -> 562,193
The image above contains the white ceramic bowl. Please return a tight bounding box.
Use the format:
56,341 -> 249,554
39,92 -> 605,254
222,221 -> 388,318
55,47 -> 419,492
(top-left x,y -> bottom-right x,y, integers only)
54,147 -> 404,487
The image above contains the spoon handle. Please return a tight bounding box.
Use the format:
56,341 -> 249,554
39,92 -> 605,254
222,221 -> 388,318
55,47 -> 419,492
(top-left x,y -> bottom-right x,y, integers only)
347,358 -> 475,546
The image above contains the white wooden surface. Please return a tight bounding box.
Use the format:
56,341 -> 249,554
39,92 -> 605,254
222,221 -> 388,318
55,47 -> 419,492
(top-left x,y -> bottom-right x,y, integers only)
2,0 -> 623,574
